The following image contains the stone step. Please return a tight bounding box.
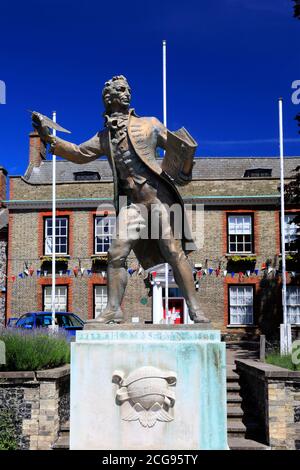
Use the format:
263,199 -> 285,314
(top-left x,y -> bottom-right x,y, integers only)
227,406 -> 244,421
227,371 -> 239,382
227,393 -> 242,404
52,433 -> 269,451
52,434 -> 69,450
227,420 -> 246,437
227,383 -> 241,392
229,438 -> 269,451
60,421 -> 70,433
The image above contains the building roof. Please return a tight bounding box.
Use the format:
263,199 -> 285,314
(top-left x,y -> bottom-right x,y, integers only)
23,156 -> 300,184
191,157 -> 300,179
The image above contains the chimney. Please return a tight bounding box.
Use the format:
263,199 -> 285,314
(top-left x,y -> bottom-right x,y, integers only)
0,167 -> 7,206
29,130 -> 46,167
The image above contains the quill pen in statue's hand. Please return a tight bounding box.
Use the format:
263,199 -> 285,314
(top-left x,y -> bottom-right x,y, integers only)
28,110 -> 71,134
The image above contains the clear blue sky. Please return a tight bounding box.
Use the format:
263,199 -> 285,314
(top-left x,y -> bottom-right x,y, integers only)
0,0 -> 299,175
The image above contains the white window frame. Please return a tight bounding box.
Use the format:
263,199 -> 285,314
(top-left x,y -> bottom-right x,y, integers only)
43,285 -> 68,312
284,213 -> 298,253
228,215 -> 253,254
45,217 -> 68,255
94,216 -> 116,254
287,286 -> 300,325
94,285 -> 108,318
229,285 -> 254,325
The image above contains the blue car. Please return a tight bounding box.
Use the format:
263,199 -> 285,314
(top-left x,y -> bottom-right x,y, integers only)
13,312 -> 84,337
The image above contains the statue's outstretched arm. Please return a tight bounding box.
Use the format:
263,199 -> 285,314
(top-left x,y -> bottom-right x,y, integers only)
32,112 -> 104,163
49,134 -> 104,164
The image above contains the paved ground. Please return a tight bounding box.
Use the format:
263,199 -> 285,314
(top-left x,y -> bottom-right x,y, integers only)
226,341 -> 259,368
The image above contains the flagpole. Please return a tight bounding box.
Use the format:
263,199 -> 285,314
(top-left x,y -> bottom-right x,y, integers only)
163,39 -> 169,323
51,111 -> 57,330
279,98 -> 291,354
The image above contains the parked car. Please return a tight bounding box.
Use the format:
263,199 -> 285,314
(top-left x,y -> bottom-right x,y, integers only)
13,312 -> 84,337
6,317 -> 18,327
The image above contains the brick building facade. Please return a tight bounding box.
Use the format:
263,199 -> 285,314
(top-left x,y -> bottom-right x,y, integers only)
0,167 -> 8,326
2,131 -> 300,338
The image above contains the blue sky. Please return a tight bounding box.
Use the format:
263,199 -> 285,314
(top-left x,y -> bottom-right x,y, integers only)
0,0 -> 299,175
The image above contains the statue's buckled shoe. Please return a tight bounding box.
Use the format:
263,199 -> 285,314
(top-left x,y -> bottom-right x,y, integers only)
94,309 -> 125,324
190,310 -> 210,324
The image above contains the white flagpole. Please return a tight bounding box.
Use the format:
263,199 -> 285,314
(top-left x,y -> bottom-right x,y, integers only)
279,98 -> 291,354
51,111 -> 57,330
163,39 -> 169,323
163,40 -> 167,129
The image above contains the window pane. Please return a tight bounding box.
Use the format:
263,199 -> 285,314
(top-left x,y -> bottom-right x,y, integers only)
228,216 -> 253,253
44,286 -> 67,312
285,213 -> 299,251
95,216 -> 116,253
229,286 -> 253,325
94,286 -> 108,317
228,215 -> 252,235
45,217 -> 68,255
287,286 -> 300,324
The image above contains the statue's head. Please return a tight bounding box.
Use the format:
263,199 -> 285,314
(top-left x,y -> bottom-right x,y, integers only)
102,75 -> 131,113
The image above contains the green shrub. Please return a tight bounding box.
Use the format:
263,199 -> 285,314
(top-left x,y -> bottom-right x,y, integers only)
266,351 -> 300,371
0,329 -> 70,371
0,410 -> 18,450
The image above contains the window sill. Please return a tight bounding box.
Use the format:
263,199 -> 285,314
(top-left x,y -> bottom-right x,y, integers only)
41,255 -> 70,260
227,325 -> 257,328
91,254 -> 108,264
92,253 -> 108,257
226,253 -> 256,257
91,254 -> 108,259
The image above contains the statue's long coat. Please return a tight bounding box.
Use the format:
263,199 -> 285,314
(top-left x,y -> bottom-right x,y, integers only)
51,109 -> 196,270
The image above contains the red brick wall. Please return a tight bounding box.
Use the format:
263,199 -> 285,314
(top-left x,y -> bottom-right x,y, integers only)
0,170 -> 7,204
29,131 -> 46,167
6,214 -> 13,322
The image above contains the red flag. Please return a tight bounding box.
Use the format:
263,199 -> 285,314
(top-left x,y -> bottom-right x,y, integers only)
73,267 -> 79,277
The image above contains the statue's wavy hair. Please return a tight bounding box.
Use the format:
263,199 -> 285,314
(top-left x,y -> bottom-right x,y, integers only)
102,75 -> 131,112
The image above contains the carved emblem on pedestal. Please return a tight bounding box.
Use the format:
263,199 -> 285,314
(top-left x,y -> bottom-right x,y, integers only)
112,366 -> 177,428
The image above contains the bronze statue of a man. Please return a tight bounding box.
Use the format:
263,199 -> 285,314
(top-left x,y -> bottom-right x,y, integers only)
33,75 -> 209,324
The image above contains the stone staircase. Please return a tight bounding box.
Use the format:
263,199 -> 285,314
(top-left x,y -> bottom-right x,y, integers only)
226,347 -> 269,450
52,421 -> 69,450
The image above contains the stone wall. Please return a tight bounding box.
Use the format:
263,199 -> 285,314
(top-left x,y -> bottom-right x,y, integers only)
0,365 -> 70,450
236,359 -> 300,450
0,234 -> 7,327
11,176 -> 282,202
11,177 -> 113,200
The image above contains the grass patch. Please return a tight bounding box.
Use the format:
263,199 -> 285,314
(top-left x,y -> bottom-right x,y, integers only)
0,329 -> 70,371
266,351 -> 300,371
0,410 -> 18,450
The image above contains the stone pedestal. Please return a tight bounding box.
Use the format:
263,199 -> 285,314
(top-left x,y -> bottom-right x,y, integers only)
70,325 -> 228,450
